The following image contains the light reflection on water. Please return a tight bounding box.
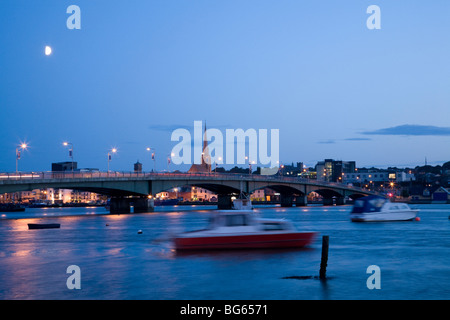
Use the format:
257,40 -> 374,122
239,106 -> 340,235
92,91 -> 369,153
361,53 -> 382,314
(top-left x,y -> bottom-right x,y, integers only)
0,204 -> 449,299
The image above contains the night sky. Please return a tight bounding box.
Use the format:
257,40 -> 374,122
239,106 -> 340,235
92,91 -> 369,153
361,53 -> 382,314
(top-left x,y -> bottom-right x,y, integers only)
1,1 -> 450,172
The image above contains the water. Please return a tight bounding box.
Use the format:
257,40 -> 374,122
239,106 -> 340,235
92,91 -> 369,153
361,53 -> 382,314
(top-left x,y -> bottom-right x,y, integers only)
0,204 -> 449,300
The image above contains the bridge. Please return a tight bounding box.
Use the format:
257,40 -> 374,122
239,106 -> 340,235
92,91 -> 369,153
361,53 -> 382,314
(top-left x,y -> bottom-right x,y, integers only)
0,171 -> 376,213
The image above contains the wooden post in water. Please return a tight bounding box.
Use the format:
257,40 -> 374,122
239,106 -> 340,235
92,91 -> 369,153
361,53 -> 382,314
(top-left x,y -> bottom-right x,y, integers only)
319,235 -> 329,280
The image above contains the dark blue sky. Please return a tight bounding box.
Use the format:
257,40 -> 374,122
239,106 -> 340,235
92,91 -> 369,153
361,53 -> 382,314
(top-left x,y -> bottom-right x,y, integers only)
1,0 -> 450,172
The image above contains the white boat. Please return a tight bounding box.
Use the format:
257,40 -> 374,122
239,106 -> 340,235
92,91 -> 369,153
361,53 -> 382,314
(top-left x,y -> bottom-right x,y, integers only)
232,198 -> 253,211
232,184 -> 253,211
173,210 -> 317,250
350,195 -> 419,222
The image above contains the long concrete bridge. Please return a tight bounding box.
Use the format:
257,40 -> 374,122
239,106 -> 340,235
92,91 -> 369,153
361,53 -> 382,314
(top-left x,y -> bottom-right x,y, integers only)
0,171 -> 376,213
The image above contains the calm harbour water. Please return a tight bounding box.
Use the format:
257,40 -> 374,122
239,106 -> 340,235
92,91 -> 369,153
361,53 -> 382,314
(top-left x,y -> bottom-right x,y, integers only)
0,204 -> 449,300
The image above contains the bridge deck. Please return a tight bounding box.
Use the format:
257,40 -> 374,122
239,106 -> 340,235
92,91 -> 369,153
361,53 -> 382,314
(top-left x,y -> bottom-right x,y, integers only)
0,171 -> 375,196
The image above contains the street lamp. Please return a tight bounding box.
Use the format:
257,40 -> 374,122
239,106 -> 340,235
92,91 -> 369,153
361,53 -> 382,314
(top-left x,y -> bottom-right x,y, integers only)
215,156 -> 222,173
107,148 -> 117,173
167,152 -> 175,172
248,160 -> 255,175
146,147 -> 156,172
63,142 -> 74,172
16,143 -> 28,172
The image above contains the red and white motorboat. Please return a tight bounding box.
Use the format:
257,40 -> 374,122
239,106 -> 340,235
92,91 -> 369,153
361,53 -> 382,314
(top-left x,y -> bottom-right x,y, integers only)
173,202 -> 317,250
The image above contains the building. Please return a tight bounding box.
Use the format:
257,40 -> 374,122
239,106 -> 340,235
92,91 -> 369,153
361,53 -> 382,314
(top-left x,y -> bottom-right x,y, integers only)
0,188 -> 106,205
188,122 -> 211,174
316,159 -> 356,182
191,186 -> 216,201
250,189 -> 265,201
52,161 -> 77,172
134,161 -> 143,173
279,162 -> 305,177
343,169 -> 415,185
155,186 -> 218,202
389,171 -> 416,183
343,170 -> 390,184
432,187 -> 450,203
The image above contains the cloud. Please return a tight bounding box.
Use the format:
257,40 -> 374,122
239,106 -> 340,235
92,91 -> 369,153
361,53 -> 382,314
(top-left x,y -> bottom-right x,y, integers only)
148,124 -> 190,132
318,139 -> 337,144
362,124 -> 450,136
317,137 -> 371,144
343,137 -> 372,141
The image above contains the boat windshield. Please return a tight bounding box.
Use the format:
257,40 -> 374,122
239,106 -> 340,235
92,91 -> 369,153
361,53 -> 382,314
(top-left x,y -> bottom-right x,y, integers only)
225,214 -> 249,226
389,204 -> 410,211
208,213 -> 252,228
351,196 -> 386,213
261,222 -> 287,231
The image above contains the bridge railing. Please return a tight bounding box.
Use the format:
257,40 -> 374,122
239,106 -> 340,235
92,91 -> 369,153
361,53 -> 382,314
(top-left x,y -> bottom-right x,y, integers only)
0,171 -> 314,181
0,171 -> 369,193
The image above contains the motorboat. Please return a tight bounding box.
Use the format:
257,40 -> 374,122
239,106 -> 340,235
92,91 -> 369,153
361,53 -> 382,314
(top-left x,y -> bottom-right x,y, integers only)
350,195 -> 419,222
231,182 -> 254,211
173,210 -> 317,250
28,223 -> 61,230
0,203 -> 25,212
232,198 -> 253,211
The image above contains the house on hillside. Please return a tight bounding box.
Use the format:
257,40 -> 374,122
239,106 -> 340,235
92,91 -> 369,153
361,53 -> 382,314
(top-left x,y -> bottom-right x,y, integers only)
432,187 -> 450,203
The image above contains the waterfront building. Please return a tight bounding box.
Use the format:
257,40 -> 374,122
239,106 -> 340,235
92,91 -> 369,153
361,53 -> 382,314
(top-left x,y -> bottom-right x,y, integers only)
343,170 -> 389,184
343,169 -> 415,185
316,159 -> 356,182
0,188 -> 106,205
191,186 -> 215,201
155,186 -> 217,202
250,189 -> 265,201
52,161 -> 77,172
134,161 -> 143,173
279,162 -> 305,177
389,171 -> 416,183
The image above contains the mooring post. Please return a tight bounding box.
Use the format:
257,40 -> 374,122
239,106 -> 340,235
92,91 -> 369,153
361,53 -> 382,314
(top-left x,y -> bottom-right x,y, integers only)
319,235 -> 329,280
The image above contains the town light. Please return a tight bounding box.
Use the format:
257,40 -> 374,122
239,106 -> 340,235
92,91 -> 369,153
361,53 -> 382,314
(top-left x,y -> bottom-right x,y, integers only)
16,142 -> 28,172
62,142 -> 74,172
146,147 -> 156,171
107,148 -> 118,173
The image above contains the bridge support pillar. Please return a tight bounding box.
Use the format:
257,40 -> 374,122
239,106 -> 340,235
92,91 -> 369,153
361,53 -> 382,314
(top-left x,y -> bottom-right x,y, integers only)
280,195 -> 294,207
335,197 -> 346,206
133,197 -> 154,213
217,194 -> 233,210
110,197 -> 131,214
294,195 -> 307,207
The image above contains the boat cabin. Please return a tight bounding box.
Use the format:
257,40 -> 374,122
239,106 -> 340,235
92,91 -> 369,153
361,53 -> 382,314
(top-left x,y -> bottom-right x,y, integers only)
207,212 -> 294,232
232,198 -> 253,210
208,212 -> 255,229
351,195 -> 386,213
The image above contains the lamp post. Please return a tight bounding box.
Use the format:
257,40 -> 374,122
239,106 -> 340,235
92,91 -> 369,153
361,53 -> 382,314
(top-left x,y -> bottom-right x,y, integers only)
167,153 -> 175,172
107,148 -> 117,174
146,147 -> 156,172
16,143 -> 28,173
63,142 -> 74,173
215,156 -> 222,173
244,156 -> 250,174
